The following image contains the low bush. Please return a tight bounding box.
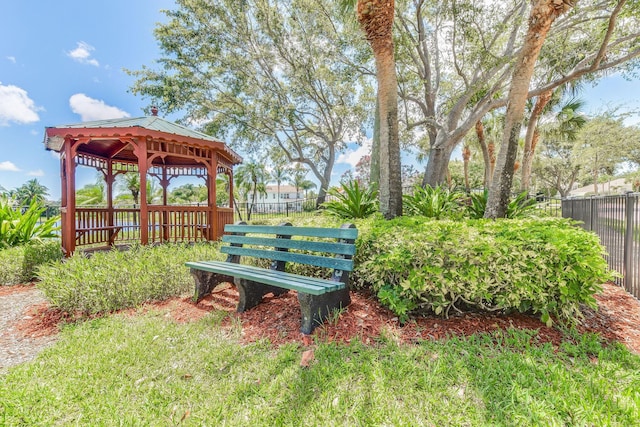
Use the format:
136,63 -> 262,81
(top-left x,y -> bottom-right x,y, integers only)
37,243 -> 224,314
0,240 -> 62,285
353,217 -> 610,325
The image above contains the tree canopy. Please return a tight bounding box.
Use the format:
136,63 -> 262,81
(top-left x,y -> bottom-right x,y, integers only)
393,0 -> 640,194
129,0 -> 374,206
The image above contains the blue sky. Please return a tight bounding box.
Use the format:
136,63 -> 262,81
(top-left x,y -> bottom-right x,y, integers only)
1,1 -> 639,201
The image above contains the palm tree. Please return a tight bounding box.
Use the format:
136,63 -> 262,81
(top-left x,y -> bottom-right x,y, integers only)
485,0 -> 576,218
300,179 -> 317,199
119,173 -> 140,205
270,165 -> 290,206
15,179 -> 49,205
342,0 -> 402,219
235,162 -> 268,220
288,165 -> 309,200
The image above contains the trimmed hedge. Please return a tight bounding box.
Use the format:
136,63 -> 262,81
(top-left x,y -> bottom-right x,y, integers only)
0,240 -> 63,285
353,217 -> 610,325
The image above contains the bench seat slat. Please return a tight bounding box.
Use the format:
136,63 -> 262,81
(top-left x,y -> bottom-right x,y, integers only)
221,235 -> 356,256
220,246 -> 353,271
186,261 -> 344,295
187,261 -> 339,290
225,224 -> 357,240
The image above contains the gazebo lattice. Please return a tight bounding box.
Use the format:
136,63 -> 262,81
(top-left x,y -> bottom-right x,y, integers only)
44,110 -> 242,255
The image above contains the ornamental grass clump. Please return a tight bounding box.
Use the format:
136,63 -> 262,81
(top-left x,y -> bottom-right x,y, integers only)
37,242 -> 224,314
353,216 -> 611,325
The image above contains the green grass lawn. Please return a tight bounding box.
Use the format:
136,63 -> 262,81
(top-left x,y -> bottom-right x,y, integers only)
1,309 -> 639,426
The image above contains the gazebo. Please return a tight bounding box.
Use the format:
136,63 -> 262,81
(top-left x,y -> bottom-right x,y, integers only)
44,109 -> 242,255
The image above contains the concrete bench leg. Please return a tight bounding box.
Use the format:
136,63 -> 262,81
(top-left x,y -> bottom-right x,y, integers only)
235,278 -> 288,312
298,288 -> 351,335
191,269 -> 234,303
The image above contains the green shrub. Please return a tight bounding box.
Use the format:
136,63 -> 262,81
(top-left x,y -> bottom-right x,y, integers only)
353,216 -> 610,325
403,185 -> 463,219
0,197 -> 60,248
37,243 -> 224,314
0,246 -> 24,285
322,180 -> 378,219
0,240 -> 62,285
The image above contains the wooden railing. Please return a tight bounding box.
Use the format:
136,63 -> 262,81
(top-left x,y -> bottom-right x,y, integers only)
216,207 -> 234,238
148,206 -> 210,244
74,206 -> 230,247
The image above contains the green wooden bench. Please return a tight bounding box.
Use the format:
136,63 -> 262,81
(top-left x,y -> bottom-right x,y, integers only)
186,222 -> 358,334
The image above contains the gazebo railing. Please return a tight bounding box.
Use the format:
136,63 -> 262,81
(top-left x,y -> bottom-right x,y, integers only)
74,205 -> 230,247
148,205 -> 210,243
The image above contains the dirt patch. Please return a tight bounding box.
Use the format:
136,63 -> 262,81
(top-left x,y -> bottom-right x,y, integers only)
5,282 -> 640,354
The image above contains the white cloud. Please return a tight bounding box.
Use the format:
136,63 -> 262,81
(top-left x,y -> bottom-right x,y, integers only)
50,151 -> 60,159
27,169 -> 44,177
67,41 -> 100,67
0,161 -> 20,172
69,93 -> 130,121
6,56 -> 16,63
0,82 -> 40,126
337,138 -> 372,168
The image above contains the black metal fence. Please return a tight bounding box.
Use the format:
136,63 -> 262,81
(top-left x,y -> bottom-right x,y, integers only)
233,198 -> 321,222
562,193 -> 640,300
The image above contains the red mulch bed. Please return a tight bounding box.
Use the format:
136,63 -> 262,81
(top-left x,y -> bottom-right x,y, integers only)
11,282 -> 640,354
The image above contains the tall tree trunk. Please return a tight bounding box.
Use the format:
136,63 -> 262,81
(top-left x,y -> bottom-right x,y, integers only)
370,98 -> 381,187
422,133 -> 460,186
485,0 -> 573,219
357,0 -> 402,219
521,89 -> 553,193
475,121 -> 492,188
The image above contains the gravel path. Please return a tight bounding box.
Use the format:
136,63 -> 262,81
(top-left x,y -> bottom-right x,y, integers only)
0,286 -> 58,373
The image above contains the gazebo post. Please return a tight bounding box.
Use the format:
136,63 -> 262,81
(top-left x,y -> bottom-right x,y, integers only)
161,166 -> 170,242
229,169 -> 234,214
62,139 -> 76,255
208,155 -> 218,241
134,141 -> 149,245
105,159 -> 115,241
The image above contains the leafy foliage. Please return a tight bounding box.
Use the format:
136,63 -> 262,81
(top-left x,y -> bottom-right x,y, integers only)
322,181 -> 379,219
353,217 -> 610,325
0,240 -> 63,285
12,179 -> 50,205
0,197 -> 60,248
129,0 -> 373,206
466,190 -> 537,219
37,243 -> 224,314
403,185 -> 463,219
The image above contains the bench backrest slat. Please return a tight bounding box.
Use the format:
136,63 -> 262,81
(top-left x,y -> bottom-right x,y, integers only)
221,235 -> 356,256
224,224 -> 358,240
220,246 -> 354,271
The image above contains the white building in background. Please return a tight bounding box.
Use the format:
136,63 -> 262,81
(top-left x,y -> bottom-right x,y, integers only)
568,178 -> 633,197
255,185 -> 304,203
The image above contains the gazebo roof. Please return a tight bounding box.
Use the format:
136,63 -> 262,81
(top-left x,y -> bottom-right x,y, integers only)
44,115 -> 242,165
